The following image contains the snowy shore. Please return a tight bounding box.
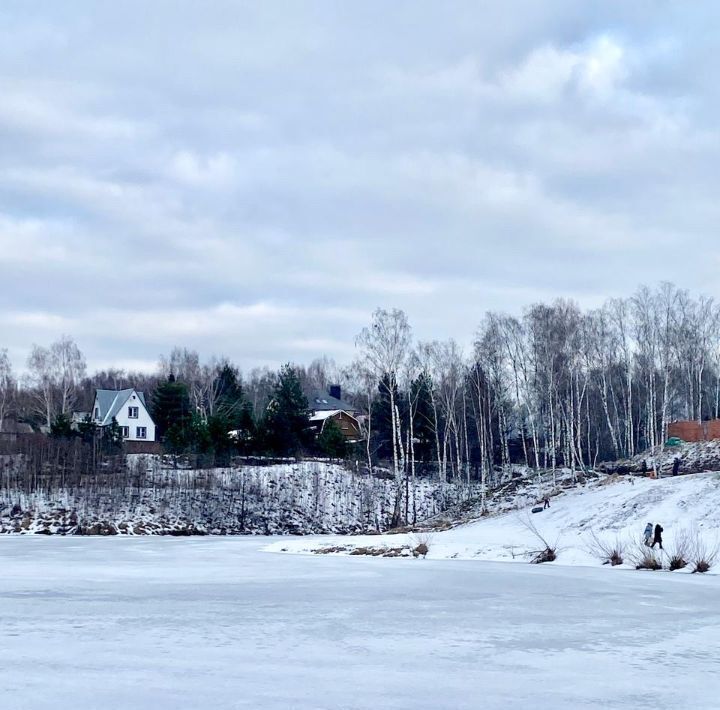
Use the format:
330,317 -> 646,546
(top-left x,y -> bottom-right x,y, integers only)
266,471 -> 720,571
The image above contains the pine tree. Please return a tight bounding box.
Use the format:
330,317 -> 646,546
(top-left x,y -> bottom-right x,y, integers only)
152,374 -> 193,453
411,371 -> 436,462
373,372 -> 399,460
261,364 -> 310,456
103,417 -> 123,452
50,413 -> 75,439
214,363 -> 245,426
317,419 -> 347,459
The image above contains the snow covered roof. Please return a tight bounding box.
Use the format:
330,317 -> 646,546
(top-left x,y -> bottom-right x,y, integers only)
308,409 -> 360,425
309,409 -> 344,422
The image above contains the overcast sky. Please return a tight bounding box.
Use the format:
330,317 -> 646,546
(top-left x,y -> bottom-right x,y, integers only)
1,1 -> 718,373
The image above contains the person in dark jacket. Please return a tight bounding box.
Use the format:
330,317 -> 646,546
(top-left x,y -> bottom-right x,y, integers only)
543,497 -> 550,509
672,458 -> 680,476
641,460 -> 647,475
651,524 -> 664,549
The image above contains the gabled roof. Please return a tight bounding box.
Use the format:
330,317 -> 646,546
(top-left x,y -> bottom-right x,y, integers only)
95,388 -> 148,425
309,409 -> 359,423
309,389 -> 356,413
0,420 -> 34,435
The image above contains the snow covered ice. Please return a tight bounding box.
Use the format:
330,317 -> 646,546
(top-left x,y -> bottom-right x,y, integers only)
2,536 -> 720,709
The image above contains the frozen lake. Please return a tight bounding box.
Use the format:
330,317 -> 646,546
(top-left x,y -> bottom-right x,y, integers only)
1,537 -> 719,709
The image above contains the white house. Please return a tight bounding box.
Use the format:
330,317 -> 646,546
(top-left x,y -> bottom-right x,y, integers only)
92,388 -> 156,442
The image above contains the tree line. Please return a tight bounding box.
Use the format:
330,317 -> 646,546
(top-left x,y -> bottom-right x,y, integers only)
3,283 -> 720,478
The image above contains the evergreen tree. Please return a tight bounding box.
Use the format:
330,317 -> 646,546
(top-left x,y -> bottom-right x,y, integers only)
206,413 -> 233,456
152,374 -> 193,453
214,363 -> 245,426
77,414 -> 98,445
189,411 -> 212,454
233,402 -> 257,455
373,372 -> 399,460
261,364 -> 310,455
102,417 -> 124,452
317,419 -> 347,459
212,363 -> 257,454
411,371 -> 436,462
50,413 -> 75,439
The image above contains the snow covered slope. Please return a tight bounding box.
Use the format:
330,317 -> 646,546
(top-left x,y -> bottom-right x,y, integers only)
267,471 -> 720,568
0,462 -> 478,535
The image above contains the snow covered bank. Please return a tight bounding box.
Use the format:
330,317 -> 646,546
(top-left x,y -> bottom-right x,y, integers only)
0,461 -> 477,535
266,471 -> 720,570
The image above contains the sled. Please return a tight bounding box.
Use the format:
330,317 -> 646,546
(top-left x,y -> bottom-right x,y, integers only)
531,506 -> 544,514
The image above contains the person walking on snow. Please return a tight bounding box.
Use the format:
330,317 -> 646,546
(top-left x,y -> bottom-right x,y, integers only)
651,523 -> 664,550
543,497 -> 550,509
643,522 -> 653,546
672,458 -> 680,476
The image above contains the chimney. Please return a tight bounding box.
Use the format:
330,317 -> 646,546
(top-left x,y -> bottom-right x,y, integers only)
329,384 -> 341,401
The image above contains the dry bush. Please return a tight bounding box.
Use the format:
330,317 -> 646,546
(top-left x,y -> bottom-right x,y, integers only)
532,547 -> 557,563
518,514 -> 558,564
667,529 -> 691,571
628,537 -> 662,570
668,554 -> 687,571
410,532 -> 433,558
635,552 -> 662,571
586,531 -> 625,566
688,528 -> 719,574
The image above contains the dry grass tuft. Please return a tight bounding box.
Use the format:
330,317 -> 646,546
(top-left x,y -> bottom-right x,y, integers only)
666,529 -> 691,571
628,536 -> 662,570
688,528 -> 719,573
586,531 -> 625,566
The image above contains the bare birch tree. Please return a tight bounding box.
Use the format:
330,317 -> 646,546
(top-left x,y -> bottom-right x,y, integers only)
356,309 -> 411,521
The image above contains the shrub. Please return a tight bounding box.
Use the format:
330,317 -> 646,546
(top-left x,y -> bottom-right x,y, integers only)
635,552 -> 662,571
628,537 -> 662,570
410,532 -> 433,558
518,514 -> 558,564
586,531 -> 625,566
688,529 -> 719,573
532,547 -> 557,564
668,555 -> 687,571
667,529 -> 690,571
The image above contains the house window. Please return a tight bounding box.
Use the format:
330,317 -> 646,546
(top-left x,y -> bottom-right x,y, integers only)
94,407 -> 99,420
128,406 -> 139,419
120,426 -> 130,438
136,427 -> 147,439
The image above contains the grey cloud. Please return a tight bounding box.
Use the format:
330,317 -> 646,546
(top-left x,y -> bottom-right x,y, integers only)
1,1 -> 719,372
